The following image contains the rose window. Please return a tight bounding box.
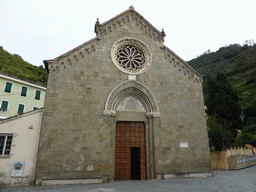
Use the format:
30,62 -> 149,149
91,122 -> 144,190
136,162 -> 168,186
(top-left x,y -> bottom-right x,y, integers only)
111,37 -> 152,75
117,45 -> 145,72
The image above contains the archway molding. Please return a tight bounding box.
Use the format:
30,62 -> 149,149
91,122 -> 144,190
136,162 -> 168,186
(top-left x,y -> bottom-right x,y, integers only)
105,80 -> 159,181
103,80 -> 160,117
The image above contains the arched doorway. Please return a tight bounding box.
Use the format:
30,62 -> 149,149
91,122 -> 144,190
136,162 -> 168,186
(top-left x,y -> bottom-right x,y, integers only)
103,80 -> 160,181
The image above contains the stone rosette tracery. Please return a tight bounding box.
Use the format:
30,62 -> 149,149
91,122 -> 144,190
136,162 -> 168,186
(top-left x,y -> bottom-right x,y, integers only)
111,37 -> 152,75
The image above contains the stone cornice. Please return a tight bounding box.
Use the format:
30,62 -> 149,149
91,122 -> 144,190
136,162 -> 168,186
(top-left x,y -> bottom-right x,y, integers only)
95,7 -> 166,43
44,38 -> 98,73
161,46 -> 203,84
55,37 -> 98,62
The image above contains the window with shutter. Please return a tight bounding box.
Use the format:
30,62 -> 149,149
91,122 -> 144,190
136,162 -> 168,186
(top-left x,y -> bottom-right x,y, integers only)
4,82 -> 12,93
35,90 -> 41,100
1,100 -> 9,112
17,104 -> 25,114
21,86 -> 27,97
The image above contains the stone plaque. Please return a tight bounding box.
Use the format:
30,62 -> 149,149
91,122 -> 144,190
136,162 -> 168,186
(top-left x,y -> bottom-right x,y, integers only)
180,142 -> 188,148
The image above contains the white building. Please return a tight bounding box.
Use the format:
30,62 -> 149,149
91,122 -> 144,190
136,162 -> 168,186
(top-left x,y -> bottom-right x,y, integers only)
0,108 -> 43,186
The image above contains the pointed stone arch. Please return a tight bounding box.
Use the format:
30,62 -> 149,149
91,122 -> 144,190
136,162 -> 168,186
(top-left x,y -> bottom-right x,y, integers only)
103,80 -> 160,117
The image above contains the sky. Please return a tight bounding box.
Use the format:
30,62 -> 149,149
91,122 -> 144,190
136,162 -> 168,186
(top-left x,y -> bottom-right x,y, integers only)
1,0 -> 256,67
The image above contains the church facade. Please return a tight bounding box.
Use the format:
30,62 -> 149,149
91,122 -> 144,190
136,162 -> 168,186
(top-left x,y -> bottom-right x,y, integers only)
36,7 -> 211,185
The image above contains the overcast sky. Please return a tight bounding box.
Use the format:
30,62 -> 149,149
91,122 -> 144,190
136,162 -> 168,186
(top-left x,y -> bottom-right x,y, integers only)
1,0 -> 255,67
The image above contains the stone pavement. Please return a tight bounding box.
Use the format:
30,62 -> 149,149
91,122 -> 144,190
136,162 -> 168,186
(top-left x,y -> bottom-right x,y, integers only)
2,166 -> 256,192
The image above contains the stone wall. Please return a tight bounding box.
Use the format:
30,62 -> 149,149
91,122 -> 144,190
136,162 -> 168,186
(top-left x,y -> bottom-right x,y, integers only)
210,151 -> 229,170
36,8 -> 211,183
228,155 -> 256,169
211,147 -> 256,170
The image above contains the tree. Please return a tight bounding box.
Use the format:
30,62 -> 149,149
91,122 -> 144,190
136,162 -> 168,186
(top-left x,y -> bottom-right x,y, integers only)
243,100 -> 256,126
207,116 -> 232,151
206,72 -> 243,137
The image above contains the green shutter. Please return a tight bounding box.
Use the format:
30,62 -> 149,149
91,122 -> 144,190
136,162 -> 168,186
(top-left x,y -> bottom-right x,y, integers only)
1,100 -> 9,112
0,136 -> 4,155
35,90 -> 41,100
21,86 -> 27,96
33,107 -> 38,110
4,82 -> 12,93
17,104 -> 24,114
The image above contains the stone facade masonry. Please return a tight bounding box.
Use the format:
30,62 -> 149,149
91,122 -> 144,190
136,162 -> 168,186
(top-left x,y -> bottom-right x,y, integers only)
35,7 -> 211,184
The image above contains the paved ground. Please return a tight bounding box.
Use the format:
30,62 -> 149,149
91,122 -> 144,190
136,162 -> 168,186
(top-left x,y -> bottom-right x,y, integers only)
2,166 -> 256,192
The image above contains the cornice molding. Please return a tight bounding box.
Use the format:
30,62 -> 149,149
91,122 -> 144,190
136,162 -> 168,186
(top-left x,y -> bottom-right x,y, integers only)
94,7 -> 166,43
44,39 -> 97,73
161,46 -> 203,84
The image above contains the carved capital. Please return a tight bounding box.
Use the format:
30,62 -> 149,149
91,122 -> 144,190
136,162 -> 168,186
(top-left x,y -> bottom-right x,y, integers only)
146,112 -> 160,118
103,110 -> 116,116
146,112 -> 153,117
112,111 -> 116,116
152,112 -> 160,117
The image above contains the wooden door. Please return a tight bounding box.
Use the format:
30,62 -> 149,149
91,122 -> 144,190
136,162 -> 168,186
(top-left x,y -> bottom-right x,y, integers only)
115,121 -> 146,180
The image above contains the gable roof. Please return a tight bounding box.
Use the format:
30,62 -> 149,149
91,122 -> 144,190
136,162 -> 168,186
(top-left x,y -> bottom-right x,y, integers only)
43,6 -> 203,82
44,6 -> 166,72
94,6 -> 166,43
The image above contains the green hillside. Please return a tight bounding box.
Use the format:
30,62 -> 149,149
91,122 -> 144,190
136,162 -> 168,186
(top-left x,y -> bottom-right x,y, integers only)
187,43 -> 256,110
0,46 -> 48,86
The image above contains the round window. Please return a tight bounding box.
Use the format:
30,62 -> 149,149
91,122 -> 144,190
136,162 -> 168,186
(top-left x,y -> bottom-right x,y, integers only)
111,37 -> 152,75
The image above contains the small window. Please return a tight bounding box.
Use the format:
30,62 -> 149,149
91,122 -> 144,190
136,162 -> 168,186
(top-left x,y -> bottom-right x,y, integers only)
0,100 -> 9,112
4,82 -> 12,93
35,90 -> 41,100
17,104 -> 25,114
21,86 -> 27,97
0,134 -> 13,156
33,107 -> 38,110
